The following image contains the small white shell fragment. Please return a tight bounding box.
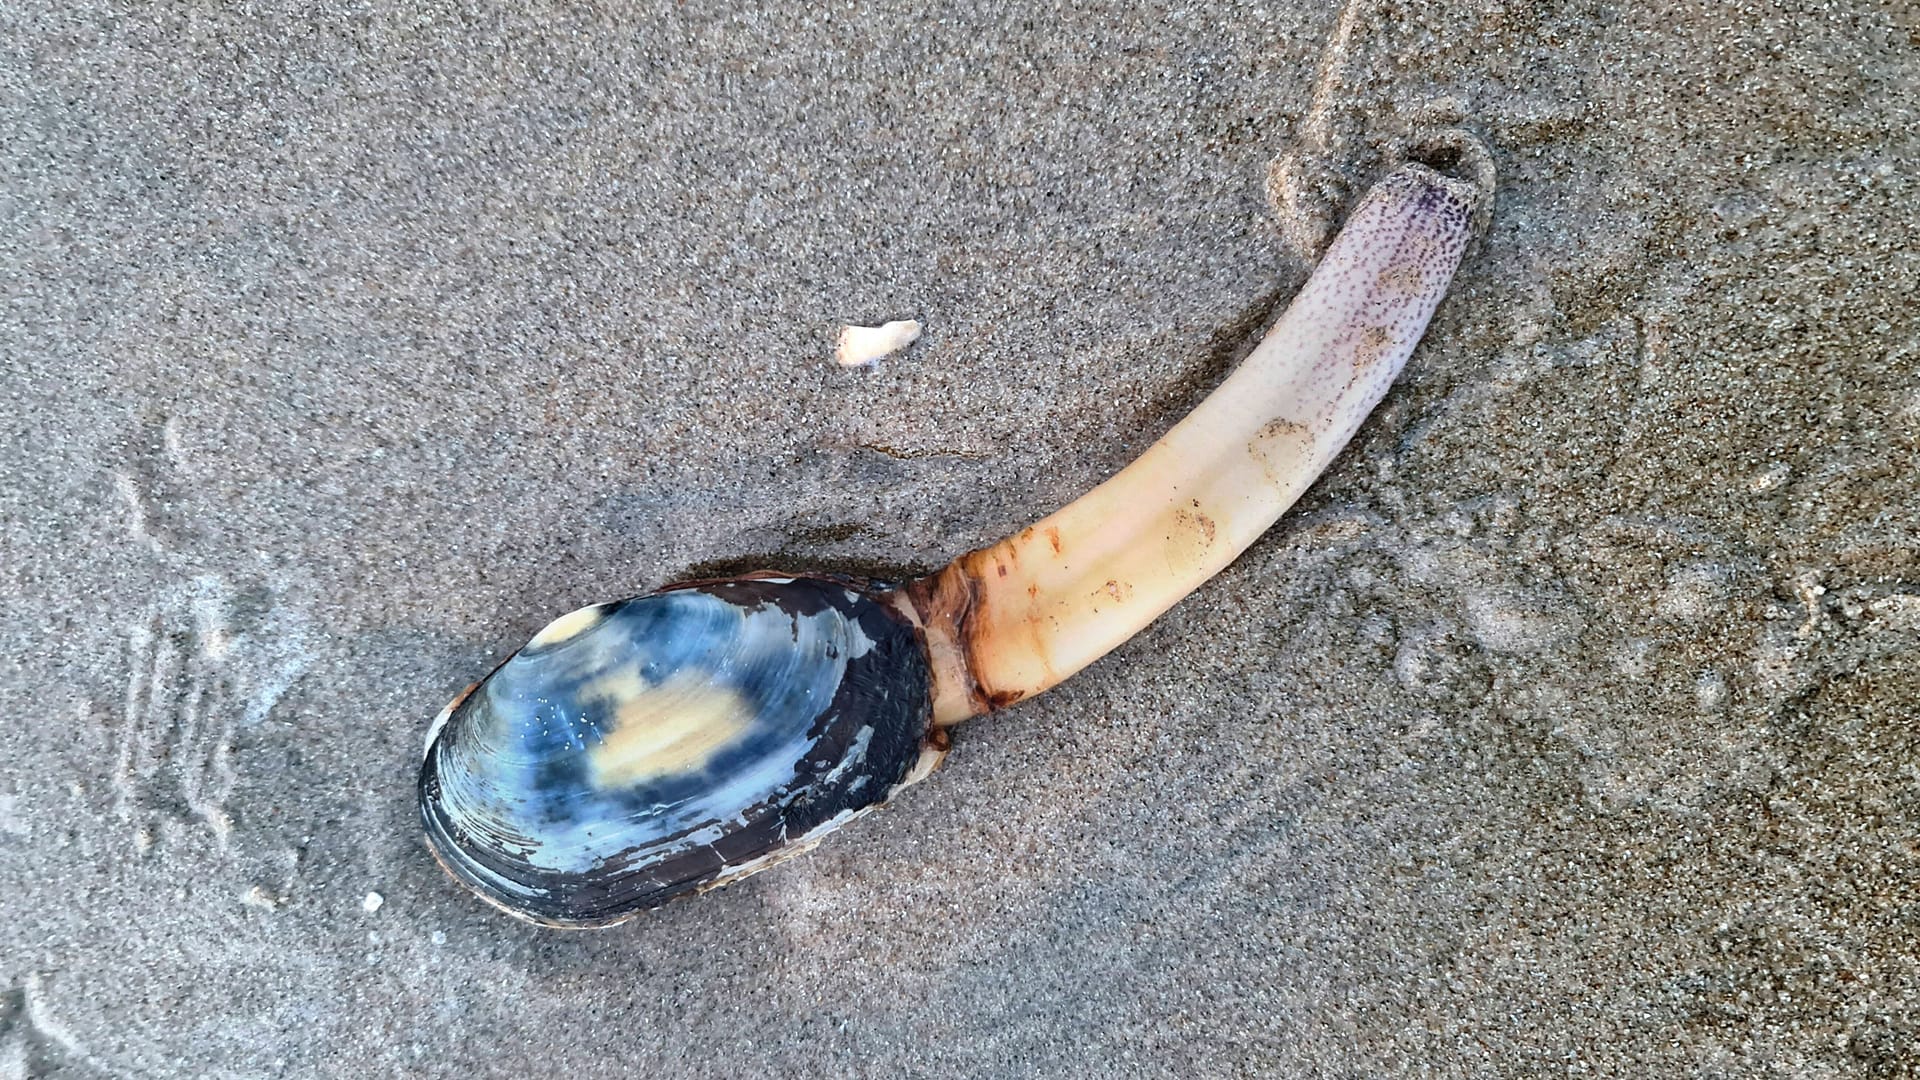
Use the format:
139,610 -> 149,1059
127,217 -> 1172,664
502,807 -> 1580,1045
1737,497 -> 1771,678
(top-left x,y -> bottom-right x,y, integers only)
835,319 -> 921,367
362,891 -> 384,913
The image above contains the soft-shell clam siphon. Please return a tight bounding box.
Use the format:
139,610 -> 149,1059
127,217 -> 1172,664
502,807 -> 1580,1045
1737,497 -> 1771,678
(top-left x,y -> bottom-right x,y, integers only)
420,164 -> 1480,927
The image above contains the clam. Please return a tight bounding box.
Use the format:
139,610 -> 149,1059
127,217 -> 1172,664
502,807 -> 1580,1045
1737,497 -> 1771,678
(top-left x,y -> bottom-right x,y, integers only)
420,164 -> 1479,927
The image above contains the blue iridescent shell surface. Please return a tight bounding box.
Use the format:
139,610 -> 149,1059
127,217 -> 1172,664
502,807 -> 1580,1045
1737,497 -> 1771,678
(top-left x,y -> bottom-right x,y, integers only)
419,576 -> 933,926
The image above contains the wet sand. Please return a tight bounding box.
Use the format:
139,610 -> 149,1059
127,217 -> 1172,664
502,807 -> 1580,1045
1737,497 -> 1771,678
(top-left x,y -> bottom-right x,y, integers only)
2,1 -> 1916,1075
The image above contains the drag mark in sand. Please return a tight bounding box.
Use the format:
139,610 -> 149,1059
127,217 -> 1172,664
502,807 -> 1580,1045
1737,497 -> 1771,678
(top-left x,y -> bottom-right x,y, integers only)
110,575 -> 314,854
106,417 -> 316,855
1267,0 -> 1372,258
0,976 -> 107,1079
111,414 -> 190,554
1265,0 -> 1496,254
114,585 -> 240,854
1297,0 -> 1368,156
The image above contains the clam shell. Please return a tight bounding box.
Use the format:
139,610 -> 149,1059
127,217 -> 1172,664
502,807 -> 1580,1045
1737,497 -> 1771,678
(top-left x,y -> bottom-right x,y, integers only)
419,576 -> 933,926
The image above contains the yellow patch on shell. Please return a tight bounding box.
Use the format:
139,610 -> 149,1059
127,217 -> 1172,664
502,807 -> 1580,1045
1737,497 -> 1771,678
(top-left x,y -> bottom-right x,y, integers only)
588,669 -> 754,788
580,666 -> 649,707
529,604 -> 607,648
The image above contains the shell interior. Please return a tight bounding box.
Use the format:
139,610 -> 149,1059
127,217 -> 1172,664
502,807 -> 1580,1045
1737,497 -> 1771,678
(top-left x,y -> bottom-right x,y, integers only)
419,577 -> 932,926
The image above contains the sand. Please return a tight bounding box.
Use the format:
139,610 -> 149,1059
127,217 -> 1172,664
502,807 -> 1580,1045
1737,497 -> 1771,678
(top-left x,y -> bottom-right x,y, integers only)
2,0 -> 1916,1076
